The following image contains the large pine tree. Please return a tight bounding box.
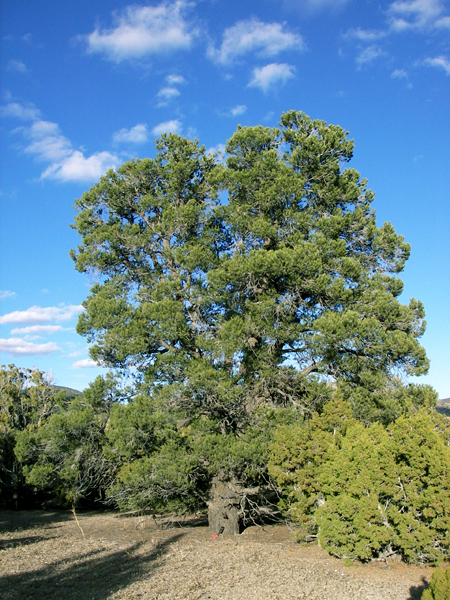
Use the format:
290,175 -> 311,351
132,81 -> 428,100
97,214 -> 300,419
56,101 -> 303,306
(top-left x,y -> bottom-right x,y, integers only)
70,111 -> 430,531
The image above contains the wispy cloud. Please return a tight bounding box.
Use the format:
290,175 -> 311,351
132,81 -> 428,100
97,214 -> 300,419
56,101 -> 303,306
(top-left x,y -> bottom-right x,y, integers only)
7,59 -> 28,74
82,1 -> 197,63
230,105 -> 247,117
113,123 -> 148,144
391,68 -> 413,87
165,74 -> 186,85
4,103 -> 119,182
355,44 -> 386,67
157,87 -> 180,101
0,304 -> 83,325
0,337 -> 60,356
296,0 -> 350,8
40,150 -> 118,182
248,63 -> 296,93
0,290 -> 16,301
208,19 -> 304,65
0,101 -> 41,121
435,15 -> 450,27
10,325 -> 70,335
23,120 -> 73,162
387,0 -> 445,31
207,143 -> 226,158
156,73 -> 186,105
343,28 -> 387,42
391,68 -> 409,79
421,55 -> 450,74
71,358 -> 100,368
343,0 -> 450,74
152,119 -> 182,136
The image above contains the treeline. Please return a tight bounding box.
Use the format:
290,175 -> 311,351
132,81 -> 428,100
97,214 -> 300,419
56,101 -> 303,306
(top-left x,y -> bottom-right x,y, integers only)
1,363 -> 449,565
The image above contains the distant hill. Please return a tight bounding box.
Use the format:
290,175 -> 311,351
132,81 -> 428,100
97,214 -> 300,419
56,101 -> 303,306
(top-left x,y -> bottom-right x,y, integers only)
436,398 -> 450,417
50,385 -> 82,399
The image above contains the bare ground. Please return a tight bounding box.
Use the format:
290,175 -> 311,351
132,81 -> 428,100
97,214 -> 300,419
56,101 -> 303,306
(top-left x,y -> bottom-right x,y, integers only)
0,510 -> 437,600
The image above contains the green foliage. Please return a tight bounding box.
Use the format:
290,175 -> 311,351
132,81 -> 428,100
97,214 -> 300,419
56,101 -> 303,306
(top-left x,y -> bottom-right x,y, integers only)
421,566 -> 450,600
105,388 -> 298,514
271,404 -> 450,563
268,398 -> 355,531
15,374 -> 120,506
337,374 -> 438,426
0,364 -> 62,506
68,111 -> 431,518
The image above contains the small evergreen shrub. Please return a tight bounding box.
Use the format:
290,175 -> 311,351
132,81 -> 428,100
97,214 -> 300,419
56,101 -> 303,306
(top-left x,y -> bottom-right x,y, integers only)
268,399 -> 354,534
421,566 -> 450,600
270,402 -> 450,563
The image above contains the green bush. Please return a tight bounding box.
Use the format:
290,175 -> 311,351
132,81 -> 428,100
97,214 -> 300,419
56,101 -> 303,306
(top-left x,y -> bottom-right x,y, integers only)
270,403 -> 450,563
421,566 -> 450,600
268,398 -> 355,533
15,375 -> 120,506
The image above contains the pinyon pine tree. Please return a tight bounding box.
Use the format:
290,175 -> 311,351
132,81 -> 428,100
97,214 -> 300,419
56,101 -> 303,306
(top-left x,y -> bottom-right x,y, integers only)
70,111 -> 430,532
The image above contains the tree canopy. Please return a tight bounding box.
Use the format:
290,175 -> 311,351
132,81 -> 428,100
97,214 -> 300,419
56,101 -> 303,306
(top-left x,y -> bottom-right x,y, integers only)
68,110 -> 433,530
71,111 -> 428,425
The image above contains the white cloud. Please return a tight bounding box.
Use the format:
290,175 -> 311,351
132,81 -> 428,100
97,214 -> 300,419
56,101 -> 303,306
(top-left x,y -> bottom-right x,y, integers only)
0,304 -> 83,325
355,44 -> 385,67
157,87 -> 180,101
166,74 -> 186,85
208,19 -> 305,65
421,55 -> 450,74
297,0 -> 350,8
7,60 -> 28,74
343,28 -> 388,42
0,337 -> 60,356
391,68 -> 409,79
207,143 -> 226,158
0,102 -> 41,121
435,15 -> 450,27
248,63 -> 296,93
10,325 -> 69,335
387,0 -> 445,31
230,105 -> 247,117
343,1 -> 449,72
24,120 -> 73,162
71,358 -> 100,368
41,150 -> 118,182
83,1 -> 196,63
15,117 -> 119,182
152,119 -> 182,136
113,123 -> 148,144
0,290 -> 16,300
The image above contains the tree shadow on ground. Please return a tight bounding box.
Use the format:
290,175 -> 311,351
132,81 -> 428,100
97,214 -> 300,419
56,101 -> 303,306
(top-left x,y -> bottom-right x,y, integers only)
0,532 -> 184,600
0,509 -> 72,533
407,577 -> 428,600
0,534 -> 56,551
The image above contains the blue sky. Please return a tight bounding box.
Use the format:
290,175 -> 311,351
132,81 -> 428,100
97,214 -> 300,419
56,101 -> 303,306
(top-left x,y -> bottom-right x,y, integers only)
1,0 -> 449,397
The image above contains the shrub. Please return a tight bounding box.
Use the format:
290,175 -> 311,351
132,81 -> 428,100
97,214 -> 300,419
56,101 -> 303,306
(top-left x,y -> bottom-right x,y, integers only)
421,566 -> 450,600
270,405 -> 450,563
268,399 -> 355,533
316,411 -> 450,563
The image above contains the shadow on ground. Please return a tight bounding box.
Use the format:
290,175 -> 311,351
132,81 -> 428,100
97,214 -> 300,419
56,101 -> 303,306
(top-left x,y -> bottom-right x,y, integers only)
0,532 -> 184,600
408,577 -> 428,600
0,509 -> 72,533
0,534 -> 56,551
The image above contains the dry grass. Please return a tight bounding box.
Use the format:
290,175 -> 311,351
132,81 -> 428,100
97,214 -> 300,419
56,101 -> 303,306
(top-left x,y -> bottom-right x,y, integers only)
0,510 -> 434,599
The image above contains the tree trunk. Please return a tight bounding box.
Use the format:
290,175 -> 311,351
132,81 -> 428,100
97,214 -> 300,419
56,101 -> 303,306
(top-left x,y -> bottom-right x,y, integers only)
207,475 -> 243,535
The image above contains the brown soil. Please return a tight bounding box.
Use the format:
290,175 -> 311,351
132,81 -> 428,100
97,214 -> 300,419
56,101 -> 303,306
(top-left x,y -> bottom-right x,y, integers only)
0,510 -> 436,599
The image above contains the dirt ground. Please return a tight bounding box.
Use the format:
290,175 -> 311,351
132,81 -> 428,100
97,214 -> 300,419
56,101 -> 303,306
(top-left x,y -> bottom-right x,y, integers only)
0,509 -> 437,600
